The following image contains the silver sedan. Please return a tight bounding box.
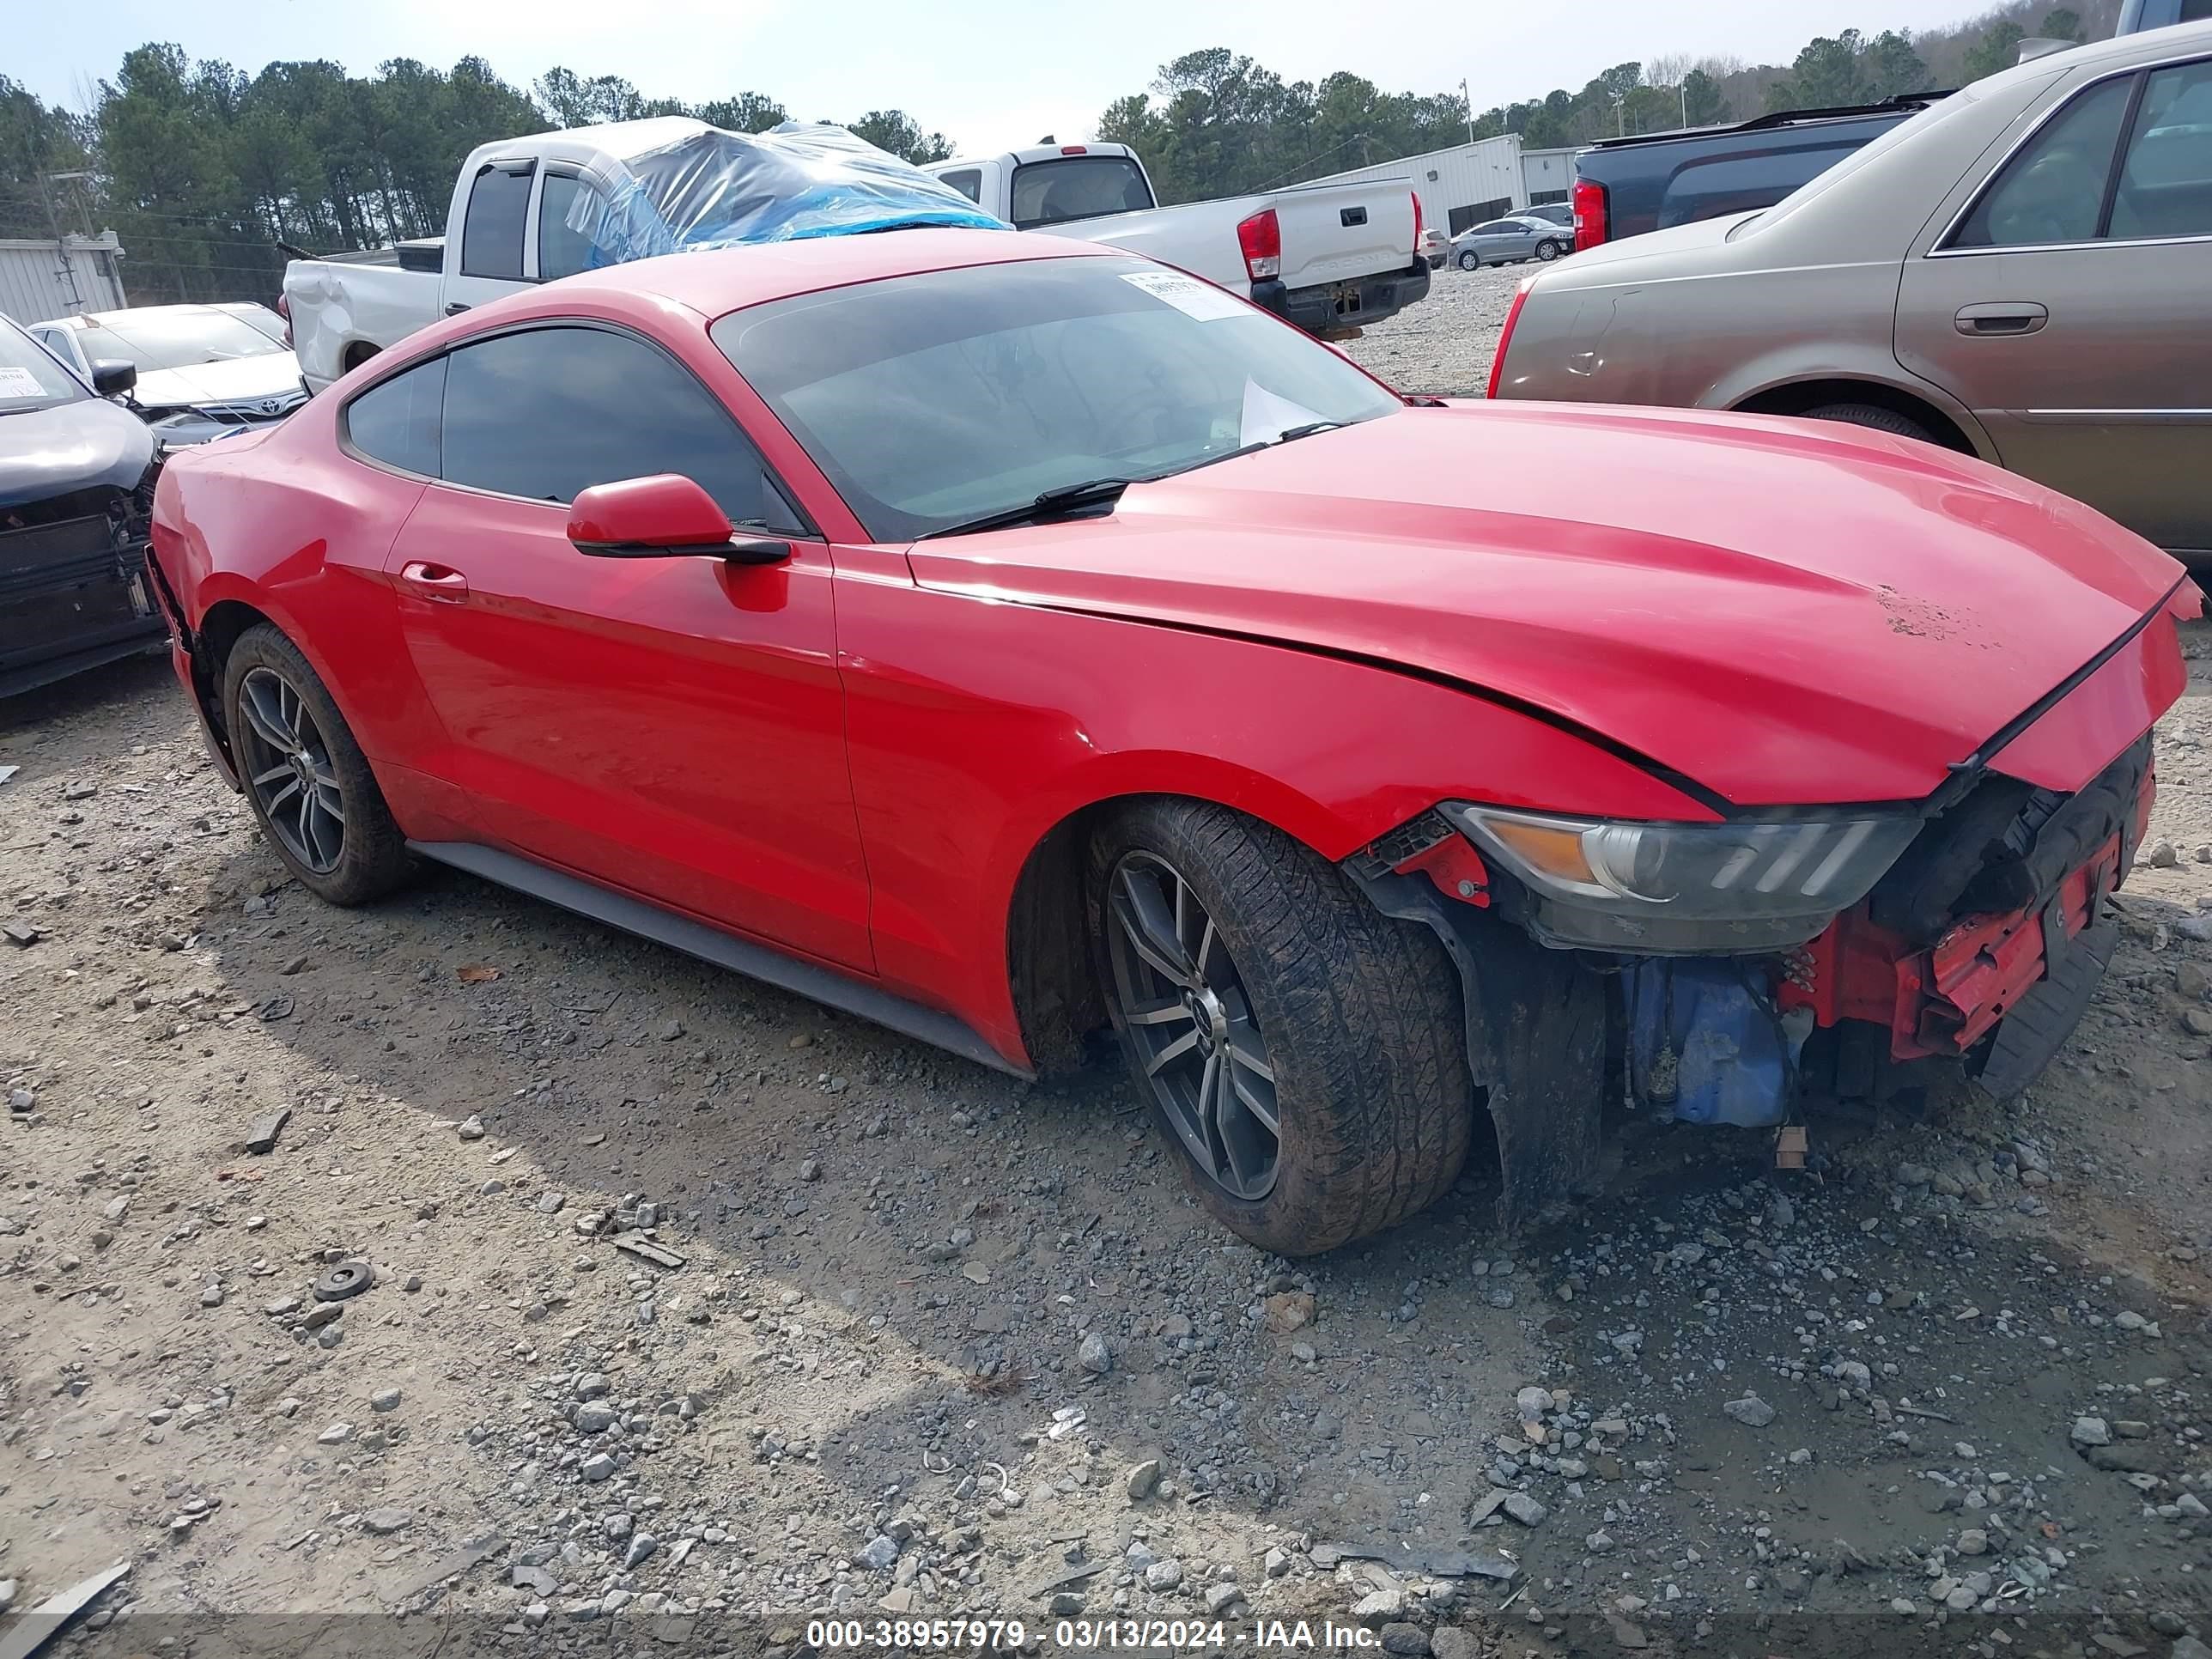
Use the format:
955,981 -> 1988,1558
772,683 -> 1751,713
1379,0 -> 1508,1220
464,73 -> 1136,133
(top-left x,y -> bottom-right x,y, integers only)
1449,216 -> 1572,270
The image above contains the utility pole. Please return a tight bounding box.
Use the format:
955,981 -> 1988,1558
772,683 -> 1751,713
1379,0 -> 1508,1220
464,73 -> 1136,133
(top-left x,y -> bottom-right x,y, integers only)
1680,82 -> 1690,128
1461,79 -> 1474,145
34,170 -> 85,316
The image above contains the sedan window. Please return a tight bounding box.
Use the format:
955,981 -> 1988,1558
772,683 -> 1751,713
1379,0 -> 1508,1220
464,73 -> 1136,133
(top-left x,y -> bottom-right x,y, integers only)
712,255 -> 1403,543
438,325 -> 796,528
1952,75 -> 2134,247
2110,58 -> 2212,240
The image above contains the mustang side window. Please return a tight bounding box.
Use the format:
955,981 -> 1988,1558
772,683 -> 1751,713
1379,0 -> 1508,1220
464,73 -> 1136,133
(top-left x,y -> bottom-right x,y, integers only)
438,325 -> 801,531
1952,74 -> 2135,248
341,357 -> 447,477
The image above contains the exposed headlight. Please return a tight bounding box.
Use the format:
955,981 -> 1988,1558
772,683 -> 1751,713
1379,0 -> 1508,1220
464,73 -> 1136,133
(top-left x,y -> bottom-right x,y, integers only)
1440,803 -> 1921,954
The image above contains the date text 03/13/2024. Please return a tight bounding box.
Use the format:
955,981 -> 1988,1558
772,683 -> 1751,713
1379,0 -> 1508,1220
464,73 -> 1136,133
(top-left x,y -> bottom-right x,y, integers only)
805,1618 -> 1387,1649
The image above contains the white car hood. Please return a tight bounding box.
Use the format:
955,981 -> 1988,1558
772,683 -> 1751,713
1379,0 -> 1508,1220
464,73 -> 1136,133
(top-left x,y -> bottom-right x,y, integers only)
132,352 -> 302,410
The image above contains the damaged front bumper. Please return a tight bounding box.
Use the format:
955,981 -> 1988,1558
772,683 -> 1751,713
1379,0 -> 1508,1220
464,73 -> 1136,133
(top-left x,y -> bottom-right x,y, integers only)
0,486 -> 164,699
1348,729 -> 2157,1229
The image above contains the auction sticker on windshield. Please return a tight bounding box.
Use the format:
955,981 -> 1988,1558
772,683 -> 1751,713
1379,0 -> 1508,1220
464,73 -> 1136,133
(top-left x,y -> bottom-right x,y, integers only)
0,367 -> 47,398
1121,270 -> 1247,321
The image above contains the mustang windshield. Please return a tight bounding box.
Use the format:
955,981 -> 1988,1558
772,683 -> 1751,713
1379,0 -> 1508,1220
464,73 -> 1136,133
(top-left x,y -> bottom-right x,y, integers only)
713,255 -> 1403,541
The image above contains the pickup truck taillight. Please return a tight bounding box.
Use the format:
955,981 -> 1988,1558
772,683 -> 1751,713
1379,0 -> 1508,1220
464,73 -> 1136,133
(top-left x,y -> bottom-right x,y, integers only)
1487,276 -> 1535,399
275,291 -> 292,349
1237,209 -> 1281,283
1410,191 -> 1423,255
1572,179 -> 1607,252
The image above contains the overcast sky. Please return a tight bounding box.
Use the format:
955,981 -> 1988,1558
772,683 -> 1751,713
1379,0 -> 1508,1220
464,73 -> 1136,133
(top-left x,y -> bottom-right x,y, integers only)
21,0 -> 1981,155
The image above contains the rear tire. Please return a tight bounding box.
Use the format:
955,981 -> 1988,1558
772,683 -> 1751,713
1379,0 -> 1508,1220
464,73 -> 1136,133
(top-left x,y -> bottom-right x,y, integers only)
1799,402 -> 1936,445
222,623 -> 412,906
1457,250 -> 1479,270
1088,799 -> 1473,1255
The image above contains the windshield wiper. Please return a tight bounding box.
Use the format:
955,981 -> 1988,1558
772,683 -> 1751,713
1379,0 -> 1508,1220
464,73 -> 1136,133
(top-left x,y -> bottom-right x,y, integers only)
918,476 -> 1139,539
918,423 -> 1360,539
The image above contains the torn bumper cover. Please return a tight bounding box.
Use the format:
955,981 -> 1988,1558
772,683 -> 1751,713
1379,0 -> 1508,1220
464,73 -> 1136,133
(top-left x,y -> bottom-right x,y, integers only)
1349,720 -> 2160,1228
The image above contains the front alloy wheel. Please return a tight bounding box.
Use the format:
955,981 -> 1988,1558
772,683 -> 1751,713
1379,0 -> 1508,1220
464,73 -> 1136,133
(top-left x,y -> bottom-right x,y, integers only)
1090,799 -> 1473,1255
1457,250 -> 1480,270
1104,850 -> 1280,1200
236,665 -> 347,873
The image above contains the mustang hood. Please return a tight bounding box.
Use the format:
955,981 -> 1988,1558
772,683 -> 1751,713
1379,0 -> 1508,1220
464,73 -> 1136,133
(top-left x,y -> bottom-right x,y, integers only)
908,404 -> 2190,807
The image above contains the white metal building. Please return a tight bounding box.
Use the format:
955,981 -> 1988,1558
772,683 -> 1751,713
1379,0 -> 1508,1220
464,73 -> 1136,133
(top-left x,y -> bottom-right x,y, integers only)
1299,134 -> 1525,239
0,234 -> 127,324
1520,146 -> 1585,207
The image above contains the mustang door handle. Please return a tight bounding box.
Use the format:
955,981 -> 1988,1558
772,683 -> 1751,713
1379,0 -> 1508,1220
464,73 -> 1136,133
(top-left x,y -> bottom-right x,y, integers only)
399,561 -> 469,602
1954,301 -> 2048,336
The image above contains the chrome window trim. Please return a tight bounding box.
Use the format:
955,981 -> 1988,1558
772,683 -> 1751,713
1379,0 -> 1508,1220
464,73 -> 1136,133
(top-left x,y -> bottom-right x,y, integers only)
1928,47 -> 2212,256
1929,228 -> 2212,255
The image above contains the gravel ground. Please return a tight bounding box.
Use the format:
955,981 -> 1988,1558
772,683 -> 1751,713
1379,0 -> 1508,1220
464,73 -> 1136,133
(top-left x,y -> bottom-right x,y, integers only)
3,416 -> 2211,1656
1342,263 -> 1526,398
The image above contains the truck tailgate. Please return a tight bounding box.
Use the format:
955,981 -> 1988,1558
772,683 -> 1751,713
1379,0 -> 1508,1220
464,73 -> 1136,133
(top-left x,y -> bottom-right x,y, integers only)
1269,182 -> 1414,292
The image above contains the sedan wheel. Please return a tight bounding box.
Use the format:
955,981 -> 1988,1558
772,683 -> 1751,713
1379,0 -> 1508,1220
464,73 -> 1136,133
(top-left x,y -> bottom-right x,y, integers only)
238,667 -> 347,873
1090,799 -> 1473,1255
1104,849 -> 1280,1200
1536,240 -> 1561,260
1457,250 -> 1480,270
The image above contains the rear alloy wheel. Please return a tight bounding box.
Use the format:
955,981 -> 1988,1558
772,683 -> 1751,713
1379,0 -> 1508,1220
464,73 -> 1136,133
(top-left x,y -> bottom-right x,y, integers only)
1458,250 -> 1480,270
222,623 -> 412,905
1091,799 -> 1473,1255
1535,239 -> 1562,260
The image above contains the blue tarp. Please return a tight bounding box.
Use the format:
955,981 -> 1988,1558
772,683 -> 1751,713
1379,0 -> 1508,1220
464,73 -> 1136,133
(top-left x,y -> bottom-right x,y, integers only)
570,122 -> 1006,265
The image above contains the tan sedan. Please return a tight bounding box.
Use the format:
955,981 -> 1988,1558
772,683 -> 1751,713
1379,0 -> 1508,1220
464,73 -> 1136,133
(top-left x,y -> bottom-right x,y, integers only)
1487,20 -> 2212,558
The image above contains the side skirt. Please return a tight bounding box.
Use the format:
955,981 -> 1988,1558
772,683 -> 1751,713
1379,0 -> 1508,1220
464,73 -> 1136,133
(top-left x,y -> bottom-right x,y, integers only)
407,841 -> 1030,1080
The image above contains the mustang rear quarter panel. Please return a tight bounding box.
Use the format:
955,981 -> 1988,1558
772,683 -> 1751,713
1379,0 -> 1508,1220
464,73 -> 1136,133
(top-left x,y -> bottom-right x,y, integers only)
831,574 -> 1716,1060
157,432 -> 434,764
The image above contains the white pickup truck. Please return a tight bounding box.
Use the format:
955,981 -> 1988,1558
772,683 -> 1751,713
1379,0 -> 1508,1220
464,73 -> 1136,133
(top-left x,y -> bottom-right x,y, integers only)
285,120 -> 1429,392
921,143 -> 1431,337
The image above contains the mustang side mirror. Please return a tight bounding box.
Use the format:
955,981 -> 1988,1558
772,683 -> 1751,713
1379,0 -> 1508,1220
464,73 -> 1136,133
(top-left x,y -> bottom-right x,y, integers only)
90,359 -> 137,397
567,474 -> 791,565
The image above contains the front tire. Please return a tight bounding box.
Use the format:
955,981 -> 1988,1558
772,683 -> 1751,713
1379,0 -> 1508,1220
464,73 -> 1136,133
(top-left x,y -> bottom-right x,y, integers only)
1089,800 -> 1472,1255
1457,250 -> 1479,270
1535,240 -> 1562,261
222,623 -> 412,906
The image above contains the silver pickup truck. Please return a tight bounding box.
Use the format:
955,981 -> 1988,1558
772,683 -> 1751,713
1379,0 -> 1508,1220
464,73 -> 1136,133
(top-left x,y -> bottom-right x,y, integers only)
284,120 -> 1429,392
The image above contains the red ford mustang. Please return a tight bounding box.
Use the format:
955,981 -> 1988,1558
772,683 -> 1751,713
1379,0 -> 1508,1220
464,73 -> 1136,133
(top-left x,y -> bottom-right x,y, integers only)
149,230 -> 2195,1254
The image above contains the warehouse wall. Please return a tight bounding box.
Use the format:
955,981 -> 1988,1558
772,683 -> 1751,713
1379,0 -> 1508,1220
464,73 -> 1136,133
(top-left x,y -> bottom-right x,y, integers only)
0,237 -> 127,324
1521,147 -> 1584,208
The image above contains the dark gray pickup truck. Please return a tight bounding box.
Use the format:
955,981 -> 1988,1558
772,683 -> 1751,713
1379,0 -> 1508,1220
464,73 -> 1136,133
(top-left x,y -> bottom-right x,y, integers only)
1571,93 -> 1949,252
